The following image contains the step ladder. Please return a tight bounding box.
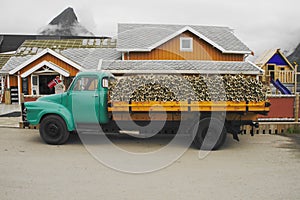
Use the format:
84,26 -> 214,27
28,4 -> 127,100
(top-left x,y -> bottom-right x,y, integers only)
0,75 -> 6,103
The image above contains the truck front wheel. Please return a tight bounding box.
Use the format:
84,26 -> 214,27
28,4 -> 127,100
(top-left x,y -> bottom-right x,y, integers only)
193,118 -> 227,150
40,115 -> 70,145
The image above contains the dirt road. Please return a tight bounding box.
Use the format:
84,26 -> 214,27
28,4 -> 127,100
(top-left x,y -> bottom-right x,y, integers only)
0,128 -> 299,200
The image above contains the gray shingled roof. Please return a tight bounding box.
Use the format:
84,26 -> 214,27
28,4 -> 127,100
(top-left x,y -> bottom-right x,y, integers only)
60,48 -> 121,70
0,48 -> 121,73
0,54 -> 13,70
1,55 -> 32,73
100,60 -> 263,75
117,23 -> 251,53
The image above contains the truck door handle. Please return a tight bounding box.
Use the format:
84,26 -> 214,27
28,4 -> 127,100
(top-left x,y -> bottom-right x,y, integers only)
93,94 -> 99,97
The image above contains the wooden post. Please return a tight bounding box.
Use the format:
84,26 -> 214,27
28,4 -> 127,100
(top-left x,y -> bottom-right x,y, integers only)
19,93 -> 27,128
20,93 -> 24,104
295,93 -> 299,122
294,62 -> 298,94
4,90 -> 11,104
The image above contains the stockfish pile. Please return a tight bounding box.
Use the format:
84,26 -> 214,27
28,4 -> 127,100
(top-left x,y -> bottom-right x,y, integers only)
109,74 -> 267,102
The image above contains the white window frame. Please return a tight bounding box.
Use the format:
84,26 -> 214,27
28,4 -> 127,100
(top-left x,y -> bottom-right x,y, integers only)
180,37 -> 193,52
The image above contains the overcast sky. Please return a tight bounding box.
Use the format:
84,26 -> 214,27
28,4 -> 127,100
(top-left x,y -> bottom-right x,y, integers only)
1,0 -> 300,58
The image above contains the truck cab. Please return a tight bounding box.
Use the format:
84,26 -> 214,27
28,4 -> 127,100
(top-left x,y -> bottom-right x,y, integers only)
24,71 -> 112,144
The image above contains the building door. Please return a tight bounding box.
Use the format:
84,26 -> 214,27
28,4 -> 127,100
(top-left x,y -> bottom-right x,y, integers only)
39,75 -> 56,95
31,75 -> 59,95
267,65 -> 275,80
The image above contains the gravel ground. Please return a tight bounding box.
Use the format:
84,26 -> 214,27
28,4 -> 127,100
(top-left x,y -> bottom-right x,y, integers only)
0,128 -> 299,200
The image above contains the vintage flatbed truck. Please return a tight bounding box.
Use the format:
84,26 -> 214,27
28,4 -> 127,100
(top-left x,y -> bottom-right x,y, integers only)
23,71 -> 270,150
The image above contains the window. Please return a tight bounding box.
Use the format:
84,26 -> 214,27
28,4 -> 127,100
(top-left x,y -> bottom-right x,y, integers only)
31,75 -> 39,95
22,78 -> 29,95
102,78 -> 109,88
180,37 -> 193,52
267,65 -> 275,71
73,76 -> 98,91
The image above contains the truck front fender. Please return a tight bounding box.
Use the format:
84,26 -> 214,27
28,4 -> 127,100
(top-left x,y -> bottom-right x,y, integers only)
25,101 -> 75,131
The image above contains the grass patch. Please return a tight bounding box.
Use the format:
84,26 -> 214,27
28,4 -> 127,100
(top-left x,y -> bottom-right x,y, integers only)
287,126 -> 300,134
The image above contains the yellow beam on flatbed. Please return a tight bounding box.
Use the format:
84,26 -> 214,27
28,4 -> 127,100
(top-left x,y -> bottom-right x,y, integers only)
108,101 -> 270,112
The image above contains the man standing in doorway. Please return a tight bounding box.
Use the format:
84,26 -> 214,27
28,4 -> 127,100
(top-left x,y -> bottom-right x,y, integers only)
54,76 -> 65,94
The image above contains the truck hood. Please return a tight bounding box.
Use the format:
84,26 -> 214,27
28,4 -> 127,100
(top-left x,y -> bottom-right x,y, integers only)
37,93 -> 64,104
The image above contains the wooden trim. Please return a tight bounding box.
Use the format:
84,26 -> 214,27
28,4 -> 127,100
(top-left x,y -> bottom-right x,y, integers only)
9,48 -> 83,75
19,54 -> 79,77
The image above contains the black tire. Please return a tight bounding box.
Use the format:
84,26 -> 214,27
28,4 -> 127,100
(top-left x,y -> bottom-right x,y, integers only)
193,118 -> 227,150
40,115 -> 70,145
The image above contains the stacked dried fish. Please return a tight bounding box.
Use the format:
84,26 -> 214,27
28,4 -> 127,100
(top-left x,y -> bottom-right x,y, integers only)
109,74 -> 267,102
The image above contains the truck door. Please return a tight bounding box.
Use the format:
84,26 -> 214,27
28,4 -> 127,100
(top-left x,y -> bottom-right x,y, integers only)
69,75 -> 100,124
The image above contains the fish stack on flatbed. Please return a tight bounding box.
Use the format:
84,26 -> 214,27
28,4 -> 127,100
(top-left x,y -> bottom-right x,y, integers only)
109,74 -> 267,102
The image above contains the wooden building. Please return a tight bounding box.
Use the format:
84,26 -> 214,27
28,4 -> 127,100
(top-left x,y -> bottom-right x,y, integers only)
0,38 -> 119,103
0,23 -> 263,104
117,24 -> 251,62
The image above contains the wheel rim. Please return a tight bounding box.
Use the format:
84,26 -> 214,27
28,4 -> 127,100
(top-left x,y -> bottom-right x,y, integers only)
46,123 -> 60,139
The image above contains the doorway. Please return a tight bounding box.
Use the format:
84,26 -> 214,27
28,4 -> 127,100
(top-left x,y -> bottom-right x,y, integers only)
39,75 -> 56,95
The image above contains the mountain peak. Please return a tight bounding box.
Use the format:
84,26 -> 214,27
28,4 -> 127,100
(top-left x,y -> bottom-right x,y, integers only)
287,43 -> 300,71
39,7 -> 94,36
49,7 -> 78,26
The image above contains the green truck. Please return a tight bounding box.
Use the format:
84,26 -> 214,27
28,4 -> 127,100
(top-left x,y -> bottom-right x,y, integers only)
23,71 -> 270,150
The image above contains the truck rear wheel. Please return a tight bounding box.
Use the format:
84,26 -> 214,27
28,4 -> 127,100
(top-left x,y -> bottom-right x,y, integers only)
40,115 -> 70,145
193,118 -> 227,150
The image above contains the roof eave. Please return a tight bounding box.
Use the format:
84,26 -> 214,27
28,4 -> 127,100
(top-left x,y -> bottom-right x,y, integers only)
0,71 -> 9,75
116,48 -> 151,52
247,60 -> 265,74
102,69 -> 262,75
222,50 -> 252,55
117,49 -> 252,54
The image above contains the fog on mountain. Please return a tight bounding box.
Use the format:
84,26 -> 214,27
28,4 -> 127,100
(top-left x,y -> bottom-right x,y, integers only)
38,7 -> 94,36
